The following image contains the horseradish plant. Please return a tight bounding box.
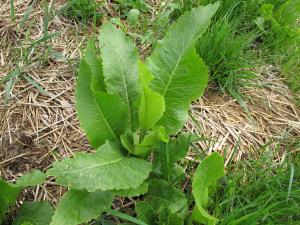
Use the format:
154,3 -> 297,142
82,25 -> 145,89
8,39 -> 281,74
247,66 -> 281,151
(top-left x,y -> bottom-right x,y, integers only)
1,2 -> 225,225
0,170 -> 50,224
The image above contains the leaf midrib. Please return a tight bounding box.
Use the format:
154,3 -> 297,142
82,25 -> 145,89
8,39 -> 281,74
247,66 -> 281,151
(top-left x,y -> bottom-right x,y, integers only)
93,95 -> 118,141
156,13 -> 203,98
161,53 -> 183,97
160,33 -> 196,97
55,158 -> 123,174
106,39 -> 133,129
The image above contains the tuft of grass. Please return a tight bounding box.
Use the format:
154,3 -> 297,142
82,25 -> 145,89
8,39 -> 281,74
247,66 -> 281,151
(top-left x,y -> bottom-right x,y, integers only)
114,0 -> 151,13
255,0 -> 300,105
10,0 -> 16,22
208,145 -> 300,224
195,15 -> 257,106
60,0 -> 103,24
1,1 -> 60,104
197,0 -> 260,31
168,1 -> 260,105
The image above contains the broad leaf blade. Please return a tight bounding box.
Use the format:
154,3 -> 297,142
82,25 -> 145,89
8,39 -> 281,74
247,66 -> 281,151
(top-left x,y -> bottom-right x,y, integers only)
153,133 -> 194,181
0,180 -> 21,223
135,126 -> 168,157
136,201 -> 156,224
50,189 -> 113,225
113,181 -> 149,197
47,141 -> 152,192
138,62 -> 165,130
76,60 -> 127,148
100,22 -> 139,129
1,170 -> 46,223
192,153 -> 224,225
167,213 -> 184,225
15,170 -> 46,187
146,3 -> 219,134
144,179 -> 187,218
13,202 -> 54,225
84,40 -> 106,92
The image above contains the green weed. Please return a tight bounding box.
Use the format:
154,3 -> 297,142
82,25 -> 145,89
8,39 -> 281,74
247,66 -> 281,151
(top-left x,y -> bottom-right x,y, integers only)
208,147 -> 300,224
195,15 -> 257,106
114,0 -> 151,13
60,0 -> 103,24
181,0 -> 300,105
256,0 -> 300,104
1,1 -> 63,104
1,4 -> 224,225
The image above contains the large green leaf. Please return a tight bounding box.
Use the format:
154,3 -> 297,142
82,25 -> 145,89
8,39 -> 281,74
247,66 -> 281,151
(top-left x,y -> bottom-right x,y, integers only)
113,181 -> 149,197
76,59 -> 127,148
135,126 -> 168,157
99,22 -> 139,129
144,179 -> 188,223
13,202 -> 54,225
0,180 -> 21,223
192,153 -> 224,225
15,170 -> 46,187
167,213 -> 184,225
1,170 -> 46,223
50,189 -> 113,225
146,3 -> 219,134
136,201 -> 156,224
153,133 -> 194,181
47,141 -> 152,192
84,40 -> 106,92
138,62 -> 165,130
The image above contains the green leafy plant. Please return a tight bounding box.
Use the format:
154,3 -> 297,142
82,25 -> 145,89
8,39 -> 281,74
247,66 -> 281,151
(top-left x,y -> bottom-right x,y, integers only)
255,0 -> 300,104
45,2 -> 222,224
114,0 -> 151,13
13,202 -> 54,225
135,150 -> 225,225
1,1 -> 62,104
195,15 -> 256,106
204,148 -> 300,224
127,8 -> 140,26
191,153 -> 224,225
2,3 -> 226,225
255,0 -> 300,50
120,1 -> 186,46
111,0 -> 151,32
0,170 -> 52,224
61,0 -> 102,23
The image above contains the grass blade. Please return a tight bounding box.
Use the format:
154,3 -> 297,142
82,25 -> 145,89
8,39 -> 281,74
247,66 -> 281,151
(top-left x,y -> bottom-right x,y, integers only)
0,68 -> 20,85
104,208 -> 148,225
30,32 -> 61,47
19,2 -> 34,29
4,77 -> 18,104
287,163 -> 295,201
25,32 -> 61,62
22,74 -> 49,96
10,0 -> 16,22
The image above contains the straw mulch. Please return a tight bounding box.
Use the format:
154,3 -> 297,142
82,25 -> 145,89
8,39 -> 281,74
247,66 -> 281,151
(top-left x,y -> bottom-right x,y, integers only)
188,69 -> 300,166
0,0 -> 299,206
